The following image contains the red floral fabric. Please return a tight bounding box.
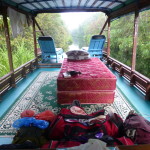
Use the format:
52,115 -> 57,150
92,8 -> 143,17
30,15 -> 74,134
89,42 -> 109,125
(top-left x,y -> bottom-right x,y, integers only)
57,58 -> 116,104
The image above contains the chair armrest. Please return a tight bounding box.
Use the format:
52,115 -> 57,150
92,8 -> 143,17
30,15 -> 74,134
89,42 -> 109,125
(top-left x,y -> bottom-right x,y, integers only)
56,48 -> 63,54
88,49 -> 102,51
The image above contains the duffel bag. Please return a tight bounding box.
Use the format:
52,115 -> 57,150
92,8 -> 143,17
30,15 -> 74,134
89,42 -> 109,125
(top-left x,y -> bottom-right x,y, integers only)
47,106 -> 123,142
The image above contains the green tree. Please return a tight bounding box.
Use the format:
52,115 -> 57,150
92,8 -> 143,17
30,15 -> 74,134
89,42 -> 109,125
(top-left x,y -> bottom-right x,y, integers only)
0,13 -> 72,77
110,10 -> 150,78
136,10 -> 150,78
36,13 -> 72,51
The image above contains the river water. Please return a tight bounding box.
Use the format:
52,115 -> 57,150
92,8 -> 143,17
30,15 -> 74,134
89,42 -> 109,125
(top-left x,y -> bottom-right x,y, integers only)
68,44 -> 79,50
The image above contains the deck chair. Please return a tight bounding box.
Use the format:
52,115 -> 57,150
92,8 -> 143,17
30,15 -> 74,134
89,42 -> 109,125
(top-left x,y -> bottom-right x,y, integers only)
38,36 -> 63,63
88,35 -> 106,59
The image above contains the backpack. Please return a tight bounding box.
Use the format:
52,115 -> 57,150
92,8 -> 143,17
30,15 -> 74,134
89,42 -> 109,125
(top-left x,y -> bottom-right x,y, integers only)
123,112 -> 150,144
47,108 -> 106,141
47,106 -> 123,143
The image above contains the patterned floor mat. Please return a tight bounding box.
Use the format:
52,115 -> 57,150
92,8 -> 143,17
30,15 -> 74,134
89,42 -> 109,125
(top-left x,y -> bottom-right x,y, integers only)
0,71 -> 135,137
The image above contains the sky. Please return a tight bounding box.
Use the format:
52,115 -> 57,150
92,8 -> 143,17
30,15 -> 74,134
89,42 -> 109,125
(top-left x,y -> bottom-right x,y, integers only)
60,12 -> 98,31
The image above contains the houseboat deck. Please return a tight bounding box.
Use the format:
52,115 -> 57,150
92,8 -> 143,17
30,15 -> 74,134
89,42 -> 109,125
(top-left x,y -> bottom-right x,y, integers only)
0,64 -> 150,145
0,0 -> 150,148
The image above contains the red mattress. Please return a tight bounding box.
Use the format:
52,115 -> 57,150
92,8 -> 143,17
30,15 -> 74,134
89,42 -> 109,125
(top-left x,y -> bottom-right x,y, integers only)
57,58 -> 116,104
57,90 -> 115,104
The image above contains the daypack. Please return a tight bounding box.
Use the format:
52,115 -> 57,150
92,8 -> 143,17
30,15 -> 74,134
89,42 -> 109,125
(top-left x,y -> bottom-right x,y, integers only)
124,113 -> 150,144
47,106 -> 124,143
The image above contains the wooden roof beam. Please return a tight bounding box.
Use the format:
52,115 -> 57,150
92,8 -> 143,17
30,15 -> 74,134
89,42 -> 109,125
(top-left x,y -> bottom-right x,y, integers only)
91,0 -> 98,7
35,8 -> 109,14
18,0 -> 48,5
99,18 -> 109,35
78,0 -> 82,7
35,19 -> 45,36
97,0 -> 124,3
98,1 -> 105,8
62,0 -> 65,7
109,0 -> 150,19
1,1 -> 33,16
84,0 -> 90,7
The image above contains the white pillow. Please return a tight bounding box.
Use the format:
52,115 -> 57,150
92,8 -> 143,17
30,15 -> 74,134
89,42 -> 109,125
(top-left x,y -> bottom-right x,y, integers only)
66,50 -> 90,60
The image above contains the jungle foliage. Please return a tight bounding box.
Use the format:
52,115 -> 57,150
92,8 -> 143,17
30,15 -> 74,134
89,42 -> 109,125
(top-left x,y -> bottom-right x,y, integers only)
71,13 -> 107,48
36,13 -> 72,51
71,11 -> 150,78
0,13 -> 72,77
110,10 -> 150,78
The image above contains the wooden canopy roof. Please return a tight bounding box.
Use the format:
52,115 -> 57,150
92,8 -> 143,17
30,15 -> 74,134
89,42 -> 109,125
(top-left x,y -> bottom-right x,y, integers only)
0,0 -> 150,19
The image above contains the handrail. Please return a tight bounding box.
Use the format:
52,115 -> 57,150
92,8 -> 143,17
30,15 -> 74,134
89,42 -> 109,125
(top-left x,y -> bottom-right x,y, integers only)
14,58 -> 36,72
0,58 -> 38,97
104,54 -> 150,100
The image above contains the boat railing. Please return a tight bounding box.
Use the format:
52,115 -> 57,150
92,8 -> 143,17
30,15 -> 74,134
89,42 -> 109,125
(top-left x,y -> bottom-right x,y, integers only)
103,53 -> 150,100
0,57 -> 39,98
0,51 -> 150,100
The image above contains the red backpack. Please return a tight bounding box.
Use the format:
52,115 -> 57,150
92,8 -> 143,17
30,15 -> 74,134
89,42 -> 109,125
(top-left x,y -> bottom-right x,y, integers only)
47,108 -> 106,140
47,107 -> 123,142
124,113 -> 150,144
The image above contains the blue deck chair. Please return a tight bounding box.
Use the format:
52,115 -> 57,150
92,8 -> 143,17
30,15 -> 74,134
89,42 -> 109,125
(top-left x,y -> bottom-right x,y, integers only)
88,35 -> 106,59
38,36 -> 63,63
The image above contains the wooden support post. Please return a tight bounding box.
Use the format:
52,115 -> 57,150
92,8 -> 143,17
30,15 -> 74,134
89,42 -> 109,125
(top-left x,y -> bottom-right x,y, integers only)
35,19 -> 45,36
146,83 -> 150,100
99,18 -> 108,35
119,66 -> 124,76
111,62 -> 115,70
107,18 -> 111,57
22,67 -> 26,78
131,11 -> 139,71
32,16 -> 38,67
130,11 -> 139,85
2,8 -> 16,87
30,62 -> 34,72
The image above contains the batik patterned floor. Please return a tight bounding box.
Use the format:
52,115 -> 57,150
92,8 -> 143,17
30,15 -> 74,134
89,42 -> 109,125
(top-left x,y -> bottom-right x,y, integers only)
0,72 -> 136,137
